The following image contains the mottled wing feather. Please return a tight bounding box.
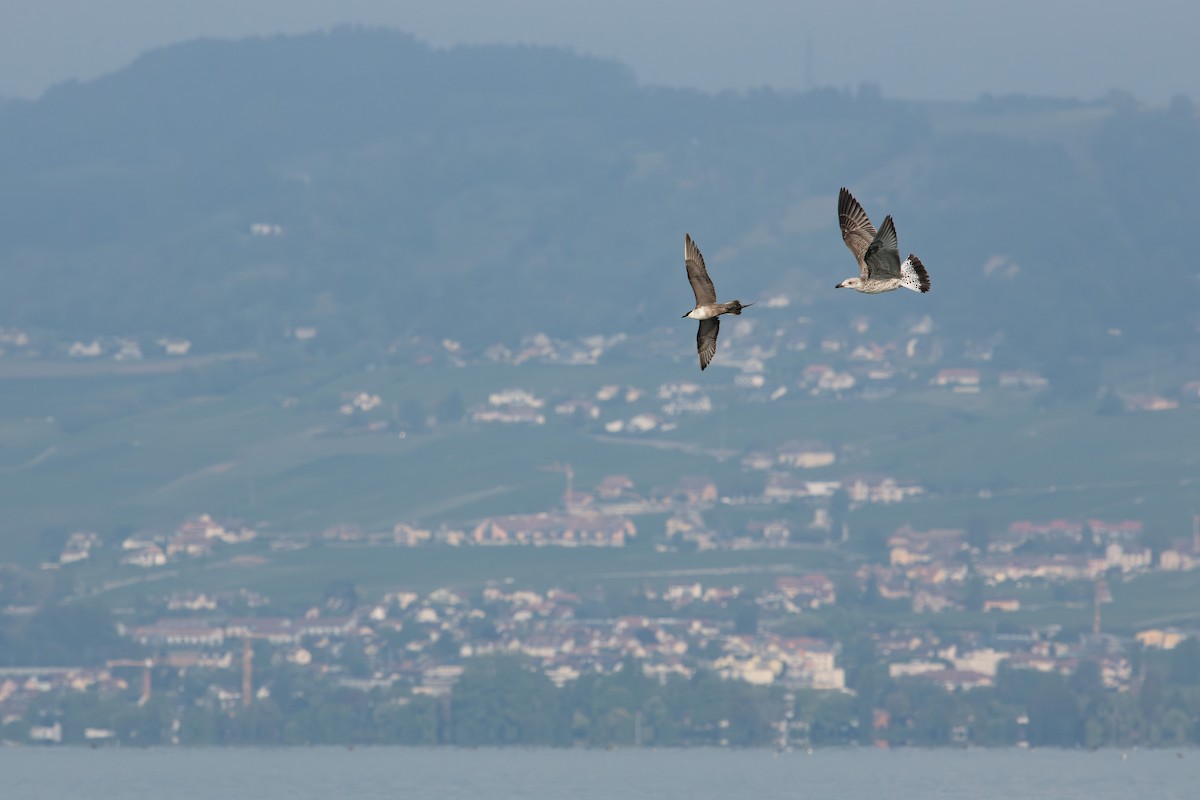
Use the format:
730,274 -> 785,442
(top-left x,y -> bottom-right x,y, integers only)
684,233 -> 717,306
838,187 -> 877,279
697,318 -> 719,371
864,215 -> 902,280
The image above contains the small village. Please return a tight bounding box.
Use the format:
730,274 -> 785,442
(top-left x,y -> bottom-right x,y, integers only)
5,486 -> 1198,747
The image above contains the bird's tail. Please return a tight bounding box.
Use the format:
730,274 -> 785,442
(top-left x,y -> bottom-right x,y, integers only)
900,255 -> 930,293
723,300 -> 754,315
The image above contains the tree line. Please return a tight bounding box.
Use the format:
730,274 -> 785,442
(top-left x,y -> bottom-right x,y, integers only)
11,640 -> 1200,748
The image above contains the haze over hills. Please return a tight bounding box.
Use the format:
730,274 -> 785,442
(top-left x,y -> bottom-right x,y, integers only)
4,29 -> 1200,752
0,27 -> 1197,364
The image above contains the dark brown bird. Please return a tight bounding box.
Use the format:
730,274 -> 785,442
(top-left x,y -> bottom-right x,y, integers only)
682,233 -> 752,370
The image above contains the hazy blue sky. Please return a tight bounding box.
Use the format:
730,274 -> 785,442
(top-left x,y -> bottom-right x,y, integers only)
2,0 -> 1198,103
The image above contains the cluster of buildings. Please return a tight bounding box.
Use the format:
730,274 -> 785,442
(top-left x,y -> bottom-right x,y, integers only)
858,517 -> 1200,615
471,387 -> 546,426
41,514 -> 258,570
0,325 -> 200,362
471,514 -> 635,547
476,332 -> 627,367
8,491 -> 1200,744
116,514 -> 257,568
468,381 -> 712,435
6,554 -> 1197,741
882,630 -> 1134,693
0,572 -> 851,731
385,302 -> 1200,422
8,286 -> 1200,416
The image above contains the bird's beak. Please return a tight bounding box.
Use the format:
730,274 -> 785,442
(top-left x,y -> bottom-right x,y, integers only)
834,282 -> 845,289
681,312 -> 689,318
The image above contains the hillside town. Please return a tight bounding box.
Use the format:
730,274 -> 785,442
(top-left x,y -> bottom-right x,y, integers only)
4,487 -> 1199,747
2,297 -> 1199,748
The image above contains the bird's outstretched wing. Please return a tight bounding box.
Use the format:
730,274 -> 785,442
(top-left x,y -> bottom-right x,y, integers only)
697,317 -> 719,370
864,215 -> 901,280
838,187 -> 877,279
685,233 -> 717,306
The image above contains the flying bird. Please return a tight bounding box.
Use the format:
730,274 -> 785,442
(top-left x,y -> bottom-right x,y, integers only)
835,187 -> 930,294
682,233 -> 753,370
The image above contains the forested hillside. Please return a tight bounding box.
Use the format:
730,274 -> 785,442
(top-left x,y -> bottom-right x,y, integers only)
1,28 -> 1196,360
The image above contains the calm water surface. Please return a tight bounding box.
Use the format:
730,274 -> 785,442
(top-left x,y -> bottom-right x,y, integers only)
1,747 -> 1193,800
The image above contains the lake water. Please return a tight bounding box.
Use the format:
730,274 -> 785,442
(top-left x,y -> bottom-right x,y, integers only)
1,747 -> 1193,800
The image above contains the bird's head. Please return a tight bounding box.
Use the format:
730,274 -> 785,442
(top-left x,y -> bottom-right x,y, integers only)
835,277 -> 862,290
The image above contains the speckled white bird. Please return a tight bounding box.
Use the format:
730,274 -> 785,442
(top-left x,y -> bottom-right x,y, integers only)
682,233 -> 753,370
835,187 -> 930,294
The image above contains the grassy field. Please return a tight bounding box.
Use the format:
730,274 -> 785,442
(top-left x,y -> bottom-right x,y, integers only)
1105,569 -> 1200,630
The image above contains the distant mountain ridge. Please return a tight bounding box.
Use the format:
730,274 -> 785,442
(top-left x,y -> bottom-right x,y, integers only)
0,27 -> 1197,355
